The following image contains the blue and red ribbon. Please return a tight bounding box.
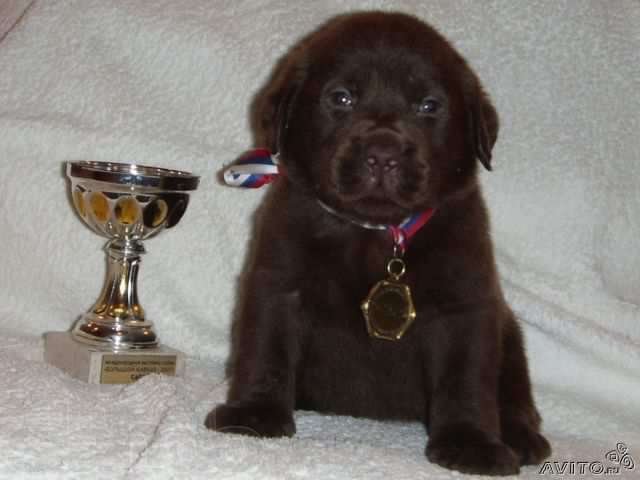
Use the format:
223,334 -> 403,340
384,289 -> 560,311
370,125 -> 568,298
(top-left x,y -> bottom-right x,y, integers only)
390,209 -> 435,255
223,148 -> 280,188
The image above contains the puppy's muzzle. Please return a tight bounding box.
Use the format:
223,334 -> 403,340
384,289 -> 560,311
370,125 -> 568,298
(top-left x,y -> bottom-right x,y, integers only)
361,130 -> 412,185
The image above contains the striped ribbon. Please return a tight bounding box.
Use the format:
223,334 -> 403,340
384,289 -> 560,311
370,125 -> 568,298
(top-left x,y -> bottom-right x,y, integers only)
223,148 -> 435,254
388,209 -> 435,255
223,148 -> 280,188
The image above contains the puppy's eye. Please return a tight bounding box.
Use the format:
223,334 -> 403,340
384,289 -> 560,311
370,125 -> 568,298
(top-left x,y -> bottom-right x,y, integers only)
417,97 -> 441,117
328,88 -> 356,110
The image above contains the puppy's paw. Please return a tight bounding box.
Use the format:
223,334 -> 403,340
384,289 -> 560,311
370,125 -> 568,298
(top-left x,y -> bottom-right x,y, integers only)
426,423 -> 520,476
502,420 -> 551,465
205,401 -> 296,438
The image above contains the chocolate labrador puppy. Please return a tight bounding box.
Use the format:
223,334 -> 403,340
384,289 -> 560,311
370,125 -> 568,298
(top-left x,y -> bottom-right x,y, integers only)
207,11 -> 550,475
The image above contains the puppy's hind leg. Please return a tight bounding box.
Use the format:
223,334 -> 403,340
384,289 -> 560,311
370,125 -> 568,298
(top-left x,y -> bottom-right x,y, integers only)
205,286 -> 302,438
498,316 -> 551,465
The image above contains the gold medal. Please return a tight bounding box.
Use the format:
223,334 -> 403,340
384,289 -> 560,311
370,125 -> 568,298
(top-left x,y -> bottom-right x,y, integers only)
361,257 -> 416,341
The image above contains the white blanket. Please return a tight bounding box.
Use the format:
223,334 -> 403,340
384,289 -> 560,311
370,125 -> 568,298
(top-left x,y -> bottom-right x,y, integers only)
1,0 -> 639,478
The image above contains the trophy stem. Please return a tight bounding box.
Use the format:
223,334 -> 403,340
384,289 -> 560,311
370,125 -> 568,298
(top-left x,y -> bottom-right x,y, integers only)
72,238 -> 158,349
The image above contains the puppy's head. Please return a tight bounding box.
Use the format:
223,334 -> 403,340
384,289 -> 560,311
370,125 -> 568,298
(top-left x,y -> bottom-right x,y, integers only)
252,11 -> 498,224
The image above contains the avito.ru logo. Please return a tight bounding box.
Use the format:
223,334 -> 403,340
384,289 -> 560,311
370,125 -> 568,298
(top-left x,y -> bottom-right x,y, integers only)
539,442 -> 635,476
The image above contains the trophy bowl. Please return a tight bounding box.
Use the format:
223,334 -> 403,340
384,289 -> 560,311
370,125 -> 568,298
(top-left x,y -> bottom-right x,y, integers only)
67,161 -> 199,350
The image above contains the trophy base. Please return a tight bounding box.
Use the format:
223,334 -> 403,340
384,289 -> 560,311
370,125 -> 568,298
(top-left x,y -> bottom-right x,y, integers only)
44,332 -> 185,384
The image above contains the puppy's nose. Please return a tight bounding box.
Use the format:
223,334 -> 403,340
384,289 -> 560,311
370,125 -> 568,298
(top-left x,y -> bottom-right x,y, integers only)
365,144 -> 400,172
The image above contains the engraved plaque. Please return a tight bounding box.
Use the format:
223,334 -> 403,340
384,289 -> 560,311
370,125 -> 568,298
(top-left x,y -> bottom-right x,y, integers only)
44,332 -> 185,384
101,354 -> 178,384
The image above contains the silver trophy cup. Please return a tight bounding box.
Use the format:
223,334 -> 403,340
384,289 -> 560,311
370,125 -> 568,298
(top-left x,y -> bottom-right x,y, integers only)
45,161 -> 199,383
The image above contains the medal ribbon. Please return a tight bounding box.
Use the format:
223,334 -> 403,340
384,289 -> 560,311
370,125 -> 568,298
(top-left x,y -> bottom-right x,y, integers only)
223,148 -> 280,188
223,149 -> 435,252
389,209 -> 435,255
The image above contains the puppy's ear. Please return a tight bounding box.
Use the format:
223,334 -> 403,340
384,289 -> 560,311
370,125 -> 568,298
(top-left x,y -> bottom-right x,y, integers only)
250,54 -> 305,153
468,88 -> 499,171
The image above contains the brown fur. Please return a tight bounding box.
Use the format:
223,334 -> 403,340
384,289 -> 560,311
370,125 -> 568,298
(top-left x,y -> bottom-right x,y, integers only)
206,11 -> 550,476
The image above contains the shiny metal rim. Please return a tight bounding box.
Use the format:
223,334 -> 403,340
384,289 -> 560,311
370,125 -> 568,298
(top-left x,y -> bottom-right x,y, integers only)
67,161 -> 200,191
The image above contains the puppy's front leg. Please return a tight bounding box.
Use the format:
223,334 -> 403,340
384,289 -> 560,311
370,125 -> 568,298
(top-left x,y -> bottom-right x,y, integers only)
205,274 -> 301,438
425,308 -> 520,476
